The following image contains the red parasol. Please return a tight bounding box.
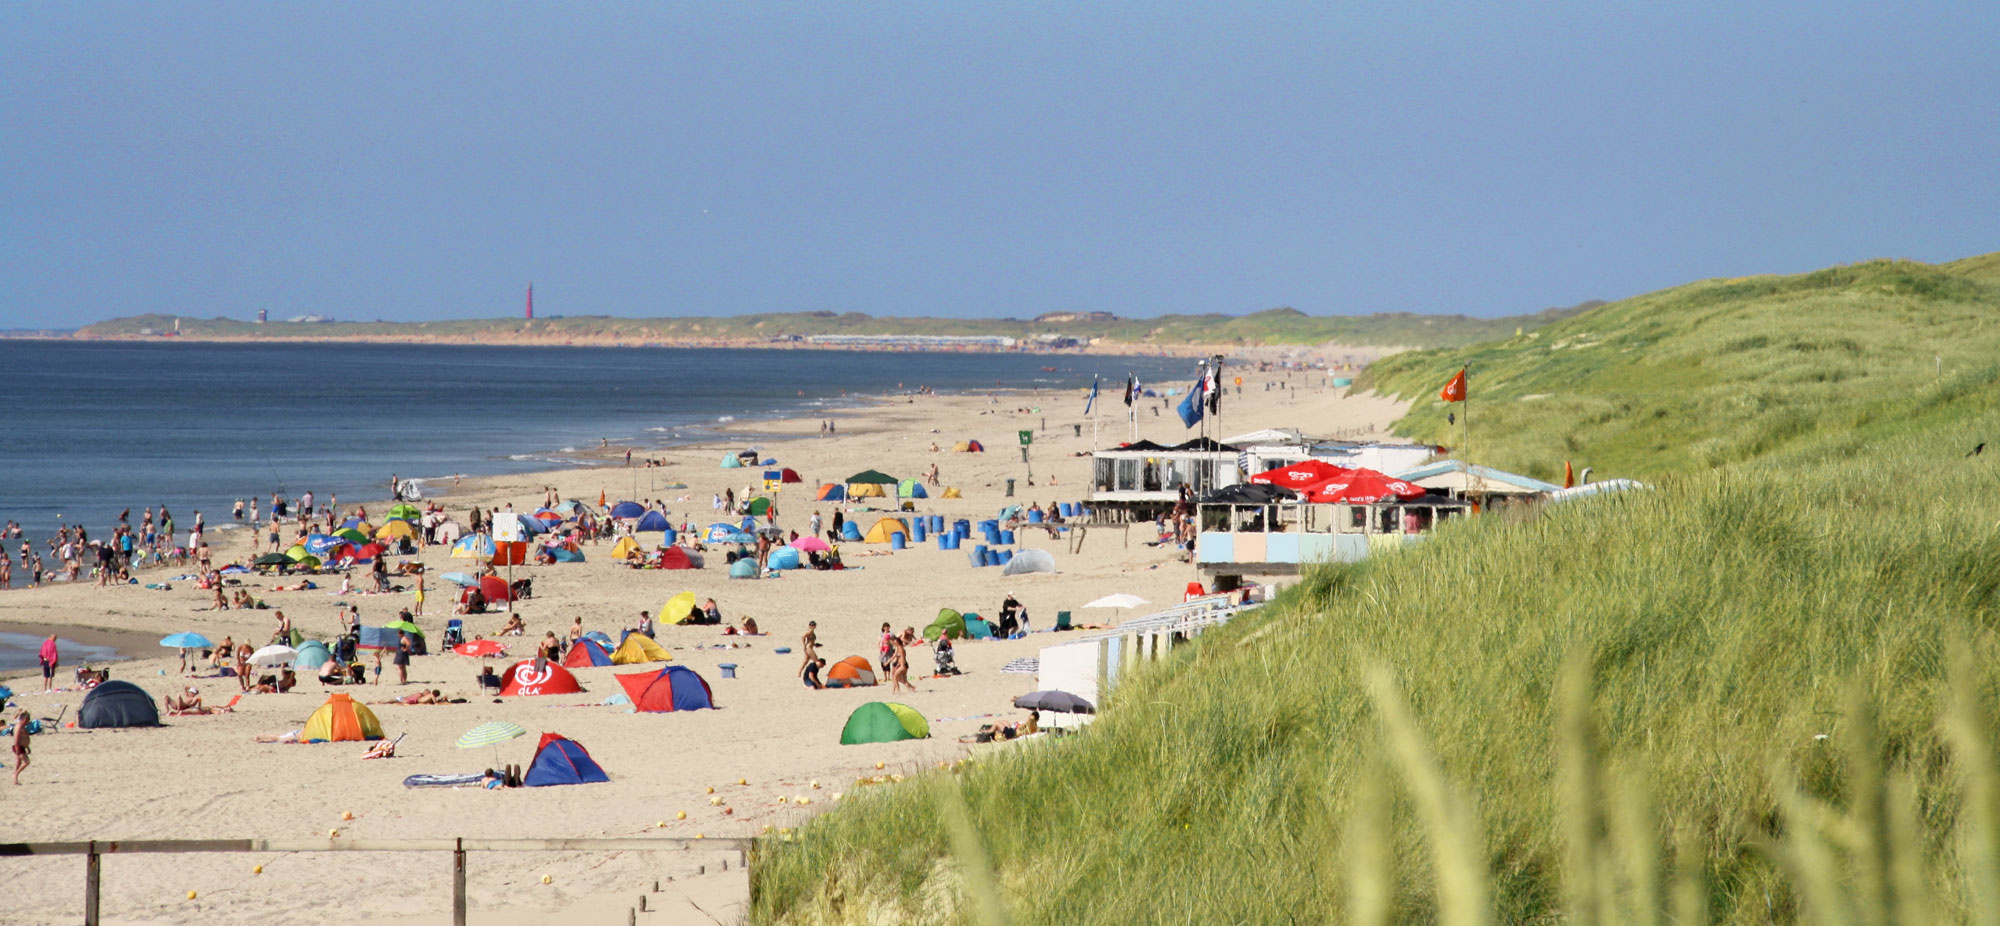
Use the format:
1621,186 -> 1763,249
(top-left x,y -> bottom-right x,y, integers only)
1306,469 -> 1429,504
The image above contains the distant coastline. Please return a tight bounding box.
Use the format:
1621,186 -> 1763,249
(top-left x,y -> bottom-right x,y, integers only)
62,304 -> 1593,355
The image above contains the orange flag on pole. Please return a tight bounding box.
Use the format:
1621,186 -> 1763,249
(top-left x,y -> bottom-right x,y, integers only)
1439,368 -> 1467,403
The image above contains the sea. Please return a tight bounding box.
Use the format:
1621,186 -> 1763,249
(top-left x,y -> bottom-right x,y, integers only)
0,339 -> 1194,605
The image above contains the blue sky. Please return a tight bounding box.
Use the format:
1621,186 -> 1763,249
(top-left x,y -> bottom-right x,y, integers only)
2,2 -> 1993,328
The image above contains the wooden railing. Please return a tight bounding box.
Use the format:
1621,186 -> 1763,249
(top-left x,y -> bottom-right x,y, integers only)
0,836 -> 755,925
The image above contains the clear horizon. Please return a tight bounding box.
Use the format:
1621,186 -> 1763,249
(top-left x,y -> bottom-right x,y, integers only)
3,3 -> 1995,329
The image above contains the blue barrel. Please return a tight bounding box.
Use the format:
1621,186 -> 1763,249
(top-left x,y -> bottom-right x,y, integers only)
953,519 -> 971,538
1027,509 -> 1044,524
1000,530 -> 1015,545
938,534 -> 952,551
661,528 -> 678,545
973,544 -> 988,562
929,515 -> 944,532
890,532 -> 906,550
979,519 -> 998,533
999,550 -> 1013,565
912,522 -> 926,542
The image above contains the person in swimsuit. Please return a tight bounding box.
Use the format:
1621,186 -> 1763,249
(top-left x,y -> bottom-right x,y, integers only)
13,710 -> 32,784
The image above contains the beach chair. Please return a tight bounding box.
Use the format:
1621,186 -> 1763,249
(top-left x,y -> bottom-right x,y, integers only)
442,620 -> 465,647
1055,611 -> 1072,631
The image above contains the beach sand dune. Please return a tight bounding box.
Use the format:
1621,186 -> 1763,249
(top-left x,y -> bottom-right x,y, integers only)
0,365 -> 1401,924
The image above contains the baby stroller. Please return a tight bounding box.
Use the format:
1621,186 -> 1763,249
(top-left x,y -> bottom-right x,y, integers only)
509,578 -> 534,600
442,619 -> 465,648
933,640 -> 961,677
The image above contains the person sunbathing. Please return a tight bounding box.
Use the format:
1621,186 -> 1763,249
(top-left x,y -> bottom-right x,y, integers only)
378,689 -> 445,705
500,613 -> 525,636
254,728 -> 303,744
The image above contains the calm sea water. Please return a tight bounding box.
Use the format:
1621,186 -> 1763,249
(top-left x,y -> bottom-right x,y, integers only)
0,339 -> 1192,583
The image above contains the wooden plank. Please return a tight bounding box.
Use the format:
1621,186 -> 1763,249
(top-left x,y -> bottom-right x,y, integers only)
0,836 -> 752,855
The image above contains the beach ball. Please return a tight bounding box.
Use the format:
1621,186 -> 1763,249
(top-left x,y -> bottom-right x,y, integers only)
676,810 -> 687,820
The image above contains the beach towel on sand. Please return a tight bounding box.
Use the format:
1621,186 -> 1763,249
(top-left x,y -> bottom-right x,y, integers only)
403,773 -> 486,788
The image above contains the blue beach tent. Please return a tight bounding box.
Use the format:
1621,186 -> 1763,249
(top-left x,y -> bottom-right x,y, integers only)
523,733 -> 609,787
609,501 -> 646,519
634,511 -> 671,533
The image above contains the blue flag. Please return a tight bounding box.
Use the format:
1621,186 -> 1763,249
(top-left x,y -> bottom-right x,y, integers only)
1176,379 -> 1206,428
1084,376 -> 1099,416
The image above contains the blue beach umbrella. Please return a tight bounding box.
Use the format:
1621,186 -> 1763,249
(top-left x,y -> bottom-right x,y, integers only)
160,632 -> 213,649
303,534 -> 343,556
440,572 -> 479,587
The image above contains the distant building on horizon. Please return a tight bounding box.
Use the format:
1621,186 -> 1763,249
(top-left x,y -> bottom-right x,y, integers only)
255,308 -> 267,323
526,282 -> 534,320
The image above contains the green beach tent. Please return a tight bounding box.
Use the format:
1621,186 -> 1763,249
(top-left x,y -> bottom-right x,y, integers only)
924,608 -> 966,641
721,454 -> 743,469
746,497 -> 772,516
387,504 -> 422,522
840,702 -> 930,745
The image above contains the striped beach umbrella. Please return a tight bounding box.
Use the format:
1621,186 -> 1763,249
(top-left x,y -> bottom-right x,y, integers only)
455,721 -> 527,750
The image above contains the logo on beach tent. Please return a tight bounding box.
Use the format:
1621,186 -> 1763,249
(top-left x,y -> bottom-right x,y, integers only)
498,660 -> 583,697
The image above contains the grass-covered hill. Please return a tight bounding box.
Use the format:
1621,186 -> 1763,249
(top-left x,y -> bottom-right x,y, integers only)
749,252 -> 2000,925
73,303 -> 1583,351
1362,257 -> 2000,482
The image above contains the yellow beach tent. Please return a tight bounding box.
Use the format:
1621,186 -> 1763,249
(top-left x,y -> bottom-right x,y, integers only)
375,520 -> 416,542
611,633 -> 671,664
862,517 -> 910,544
610,537 -> 641,560
846,482 -> 886,498
941,487 -> 962,499
302,693 -> 384,743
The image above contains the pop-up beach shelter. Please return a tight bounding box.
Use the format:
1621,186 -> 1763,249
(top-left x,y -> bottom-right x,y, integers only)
729,559 -> 759,579
615,665 -> 715,712
295,639 -> 334,669
779,468 -> 803,483
548,546 -> 585,563
845,469 -> 897,498
826,656 -> 878,688
609,501 -> 646,519
963,615 -> 995,639
720,454 -> 743,469
375,520 -> 417,542
477,575 -> 512,603
658,547 -> 697,570
925,608 -> 966,640
634,511 -> 671,533
611,633 -> 671,665
745,497 -> 772,517
303,693 -> 384,742
78,680 -> 161,729
451,534 -> 496,559
896,479 -> 928,499
840,702 -> 930,744
498,660 -> 584,697
768,547 -> 802,570
862,517 -> 910,544
523,733 -> 609,787
959,440 -> 984,452
814,484 -> 847,501
1002,549 -> 1057,576
562,639 -> 614,668
610,537 -> 640,560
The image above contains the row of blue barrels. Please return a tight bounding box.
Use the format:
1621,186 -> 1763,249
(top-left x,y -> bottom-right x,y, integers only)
967,545 -> 1014,567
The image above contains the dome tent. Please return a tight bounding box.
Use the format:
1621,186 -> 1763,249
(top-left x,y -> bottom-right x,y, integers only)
615,665 -> 715,712
562,639 -> 614,668
302,693 -> 384,743
498,660 -> 584,697
1001,548 -> 1058,576
840,702 -> 930,744
523,733 -> 609,787
78,680 -> 161,729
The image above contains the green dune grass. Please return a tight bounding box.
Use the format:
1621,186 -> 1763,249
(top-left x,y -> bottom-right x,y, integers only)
748,253 -> 2000,924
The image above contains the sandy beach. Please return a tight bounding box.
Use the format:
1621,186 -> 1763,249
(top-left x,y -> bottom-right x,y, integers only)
0,362 -> 1404,925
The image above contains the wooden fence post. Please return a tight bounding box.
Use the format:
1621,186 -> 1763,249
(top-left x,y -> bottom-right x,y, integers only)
452,837 -> 467,926
84,841 -> 100,926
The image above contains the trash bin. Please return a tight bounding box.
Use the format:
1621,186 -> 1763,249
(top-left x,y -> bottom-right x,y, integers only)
1005,478 -> 1015,497
718,663 -> 738,679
